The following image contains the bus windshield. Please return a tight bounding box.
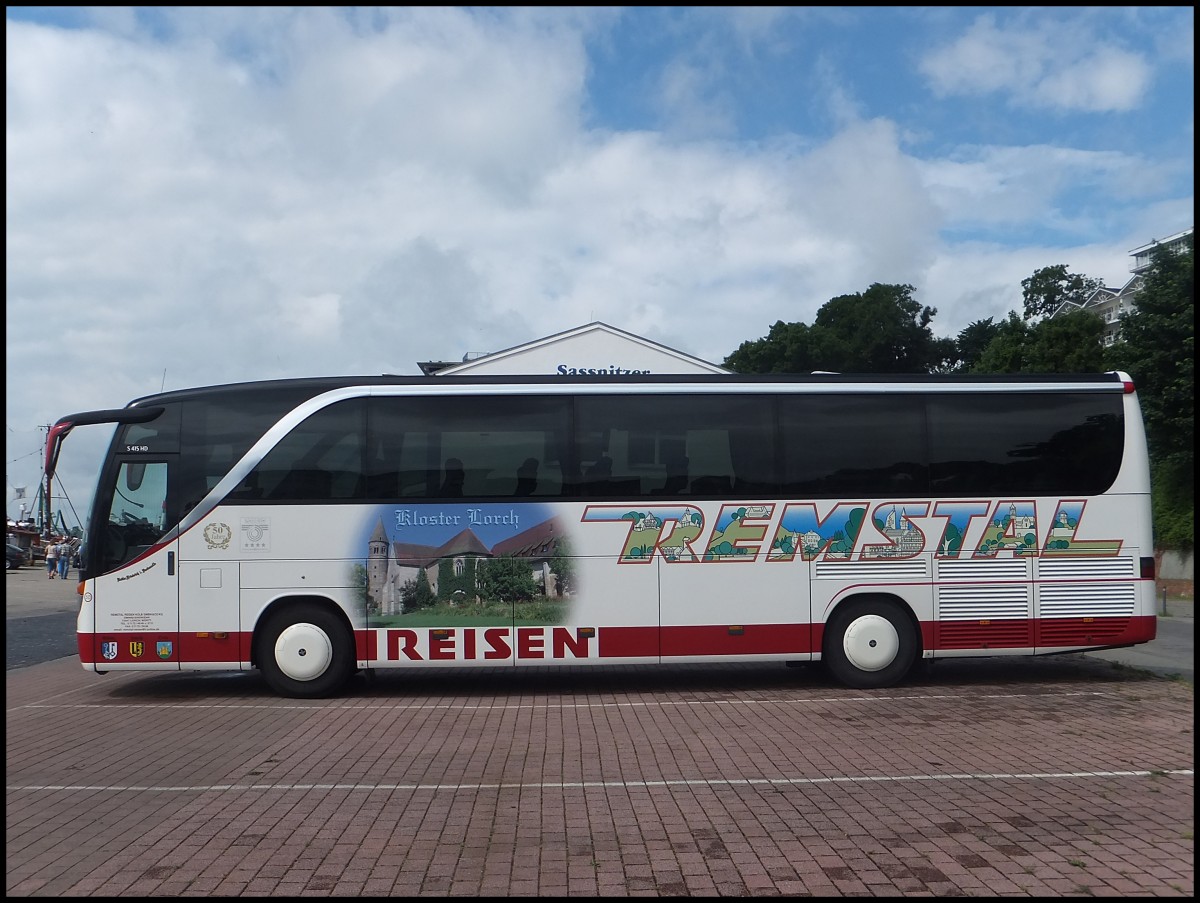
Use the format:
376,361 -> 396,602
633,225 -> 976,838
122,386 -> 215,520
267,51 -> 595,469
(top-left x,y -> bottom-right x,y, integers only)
100,460 -> 170,572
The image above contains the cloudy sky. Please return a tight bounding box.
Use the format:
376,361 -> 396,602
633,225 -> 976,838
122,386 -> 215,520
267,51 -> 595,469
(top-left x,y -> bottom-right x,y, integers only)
5,6 -> 1194,526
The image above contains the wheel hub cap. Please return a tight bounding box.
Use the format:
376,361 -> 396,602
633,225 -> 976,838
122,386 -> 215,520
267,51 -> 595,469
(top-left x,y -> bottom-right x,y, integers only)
842,614 -> 900,672
274,623 -> 333,681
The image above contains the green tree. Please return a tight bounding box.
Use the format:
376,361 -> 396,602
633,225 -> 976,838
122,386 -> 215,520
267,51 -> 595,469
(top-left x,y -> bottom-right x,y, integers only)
351,563 -> 374,618
548,536 -> 575,597
1106,233 -> 1194,550
438,556 -> 479,601
971,310 -> 1105,373
477,555 -> 539,603
723,283 -> 955,374
1021,264 -> 1102,320
971,311 -> 1029,373
400,568 -> 436,611
811,283 -> 956,373
951,318 -> 1000,372
723,320 -> 817,373
1023,310 -> 1107,371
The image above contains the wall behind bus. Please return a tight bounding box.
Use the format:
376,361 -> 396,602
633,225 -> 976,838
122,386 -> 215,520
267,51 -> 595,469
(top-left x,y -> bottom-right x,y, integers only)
1156,549 -> 1194,597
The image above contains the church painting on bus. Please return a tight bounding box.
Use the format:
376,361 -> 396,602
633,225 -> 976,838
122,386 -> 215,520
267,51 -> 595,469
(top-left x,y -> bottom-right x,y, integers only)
357,503 -> 573,627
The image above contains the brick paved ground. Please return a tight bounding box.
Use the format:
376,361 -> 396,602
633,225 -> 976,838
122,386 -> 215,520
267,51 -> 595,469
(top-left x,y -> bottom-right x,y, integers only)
5,654 -> 1194,897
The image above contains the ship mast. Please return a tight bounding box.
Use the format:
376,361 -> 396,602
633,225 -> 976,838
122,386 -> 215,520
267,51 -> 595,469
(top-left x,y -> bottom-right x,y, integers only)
40,424 -> 53,537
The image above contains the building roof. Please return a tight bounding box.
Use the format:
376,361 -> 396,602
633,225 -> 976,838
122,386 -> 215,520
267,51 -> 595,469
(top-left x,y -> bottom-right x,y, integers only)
389,527 -> 491,568
421,321 -> 729,376
435,528 -> 492,558
1128,227 -> 1194,256
491,516 -> 565,558
1048,274 -> 1142,320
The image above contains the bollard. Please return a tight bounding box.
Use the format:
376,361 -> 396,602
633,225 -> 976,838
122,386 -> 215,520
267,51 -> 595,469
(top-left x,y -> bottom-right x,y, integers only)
1161,586 -> 1167,616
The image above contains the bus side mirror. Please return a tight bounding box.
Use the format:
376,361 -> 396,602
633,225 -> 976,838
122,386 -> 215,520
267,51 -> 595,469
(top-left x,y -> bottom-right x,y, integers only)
126,462 -> 146,491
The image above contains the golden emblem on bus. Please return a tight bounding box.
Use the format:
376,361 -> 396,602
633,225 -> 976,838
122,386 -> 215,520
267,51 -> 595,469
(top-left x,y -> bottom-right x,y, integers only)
129,641 -> 144,658
202,522 -> 232,550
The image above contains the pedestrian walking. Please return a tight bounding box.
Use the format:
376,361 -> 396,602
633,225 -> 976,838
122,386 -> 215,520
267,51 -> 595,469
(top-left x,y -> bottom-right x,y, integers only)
57,540 -> 72,579
44,540 -> 59,579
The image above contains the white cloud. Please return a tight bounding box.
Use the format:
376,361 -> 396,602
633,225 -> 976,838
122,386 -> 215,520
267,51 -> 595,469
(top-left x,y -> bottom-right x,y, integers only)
285,293 -> 342,339
918,145 -> 1156,229
1032,49 -> 1151,113
919,13 -> 1153,112
654,58 -> 737,140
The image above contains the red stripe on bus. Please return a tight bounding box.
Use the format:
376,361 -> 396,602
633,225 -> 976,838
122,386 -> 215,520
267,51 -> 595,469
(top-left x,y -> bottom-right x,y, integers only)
178,633 -> 242,663
357,630 -> 378,661
78,633 -> 94,663
661,624 -> 813,657
1034,614 -> 1156,648
597,626 -> 658,657
75,614 -> 1158,666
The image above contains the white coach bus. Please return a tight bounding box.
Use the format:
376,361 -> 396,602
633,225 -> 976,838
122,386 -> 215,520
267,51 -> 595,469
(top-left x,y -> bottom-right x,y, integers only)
46,371 -> 1157,697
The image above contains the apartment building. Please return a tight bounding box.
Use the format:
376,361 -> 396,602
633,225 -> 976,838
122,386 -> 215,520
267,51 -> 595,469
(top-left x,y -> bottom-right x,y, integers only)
1049,226 -> 1194,346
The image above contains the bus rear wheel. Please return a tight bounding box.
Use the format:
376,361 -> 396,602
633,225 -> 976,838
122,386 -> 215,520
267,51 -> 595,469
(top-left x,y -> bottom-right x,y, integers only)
257,602 -> 354,698
823,599 -> 917,689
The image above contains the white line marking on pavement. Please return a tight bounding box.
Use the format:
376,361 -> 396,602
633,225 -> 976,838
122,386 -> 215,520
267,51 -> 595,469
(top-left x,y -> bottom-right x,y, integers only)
8,769 -> 1193,794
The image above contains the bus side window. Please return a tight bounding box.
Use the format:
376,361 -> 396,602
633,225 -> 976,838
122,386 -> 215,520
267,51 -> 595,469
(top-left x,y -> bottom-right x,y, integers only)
685,429 -> 735,497
368,471 -> 400,500
515,457 -> 539,496
227,473 -> 263,501
364,412 -> 405,500
370,394 -> 571,500
656,453 -> 690,494
530,459 -> 562,496
585,453 -> 612,482
439,458 -> 466,497
689,474 -> 732,496
268,469 -> 333,501
247,399 -> 366,502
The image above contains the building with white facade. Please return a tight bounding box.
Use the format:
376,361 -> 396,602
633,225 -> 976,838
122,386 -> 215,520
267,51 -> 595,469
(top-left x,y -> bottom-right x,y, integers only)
417,321 -> 729,376
1048,227 -> 1193,347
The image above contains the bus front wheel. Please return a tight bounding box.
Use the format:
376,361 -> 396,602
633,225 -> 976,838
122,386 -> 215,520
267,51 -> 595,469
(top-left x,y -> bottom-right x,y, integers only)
823,599 -> 917,689
257,602 -> 354,698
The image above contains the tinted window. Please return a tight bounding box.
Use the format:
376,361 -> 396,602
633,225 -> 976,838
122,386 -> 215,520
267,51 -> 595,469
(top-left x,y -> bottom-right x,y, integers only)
169,385 -> 1126,507
574,395 -> 777,498
781,395 -> 927,497
175,387 -> 318,514
118,405 -> 181,454
927,392 -> 1123,496
235,398 -> 366,501
367,395 -> 571,500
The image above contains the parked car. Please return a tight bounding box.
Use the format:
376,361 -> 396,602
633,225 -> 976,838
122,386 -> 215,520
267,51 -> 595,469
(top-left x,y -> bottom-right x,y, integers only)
6,541 -> 30,570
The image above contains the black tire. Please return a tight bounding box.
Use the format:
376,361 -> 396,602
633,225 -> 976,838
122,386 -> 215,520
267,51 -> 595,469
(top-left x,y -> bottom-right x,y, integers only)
823,598 -> 917,689
256,601 -> 355,698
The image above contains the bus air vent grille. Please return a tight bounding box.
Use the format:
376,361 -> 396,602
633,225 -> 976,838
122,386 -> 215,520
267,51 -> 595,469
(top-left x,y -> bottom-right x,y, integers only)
938,585 -> 1030,621
1038,618 -> 1131,646
1039,583 -> 1136,618
1038,556 -> 1135,579
937,620 -> 1033,649
814,560 -> 928,580
936,559 -> 1029,581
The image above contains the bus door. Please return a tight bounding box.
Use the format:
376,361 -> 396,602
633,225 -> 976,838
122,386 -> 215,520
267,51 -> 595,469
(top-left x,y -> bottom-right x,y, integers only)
90,459 -> 181,670
177,528 -> 242,670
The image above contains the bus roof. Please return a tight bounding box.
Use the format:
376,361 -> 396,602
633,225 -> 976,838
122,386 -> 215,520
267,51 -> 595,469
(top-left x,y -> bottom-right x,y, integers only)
120,370 -> 1130,408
